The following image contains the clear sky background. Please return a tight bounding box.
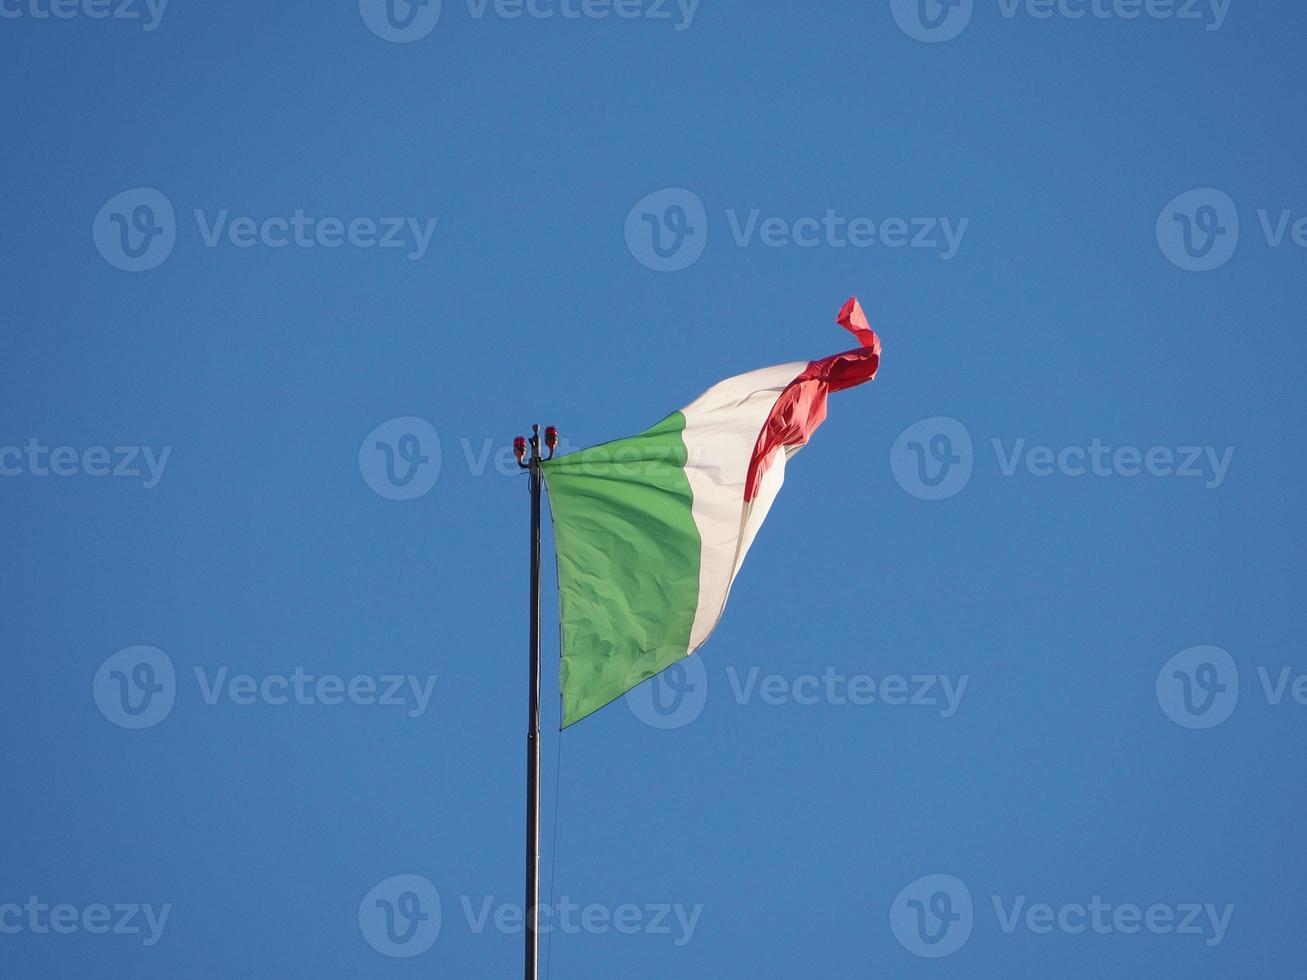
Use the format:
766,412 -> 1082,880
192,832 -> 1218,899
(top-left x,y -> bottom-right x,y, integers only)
2,1 -> 1304,976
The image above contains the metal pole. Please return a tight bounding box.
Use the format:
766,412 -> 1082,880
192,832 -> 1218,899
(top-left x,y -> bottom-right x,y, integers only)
524,425 -> 542,980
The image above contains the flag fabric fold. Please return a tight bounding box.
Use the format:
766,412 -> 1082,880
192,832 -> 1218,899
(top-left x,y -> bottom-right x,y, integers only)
542,299 -> 882,727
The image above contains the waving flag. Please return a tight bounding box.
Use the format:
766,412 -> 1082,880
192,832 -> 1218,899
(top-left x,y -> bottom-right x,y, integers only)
543,299 -> 882,727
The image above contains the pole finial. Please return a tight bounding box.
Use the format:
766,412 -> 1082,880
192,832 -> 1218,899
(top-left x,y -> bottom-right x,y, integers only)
516,425 -> 557,467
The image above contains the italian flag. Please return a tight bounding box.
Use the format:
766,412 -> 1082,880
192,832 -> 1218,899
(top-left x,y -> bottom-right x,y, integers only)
543,299 -> 882,727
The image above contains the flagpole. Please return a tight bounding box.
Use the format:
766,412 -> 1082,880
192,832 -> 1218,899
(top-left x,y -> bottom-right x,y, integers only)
516,424 -> 556,980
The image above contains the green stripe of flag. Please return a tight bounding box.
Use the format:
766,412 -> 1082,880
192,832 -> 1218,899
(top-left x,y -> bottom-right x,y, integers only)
542,411 -> 702,728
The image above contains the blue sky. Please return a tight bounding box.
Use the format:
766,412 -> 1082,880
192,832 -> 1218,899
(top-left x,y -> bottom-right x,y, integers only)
1,1 -> 1304,976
